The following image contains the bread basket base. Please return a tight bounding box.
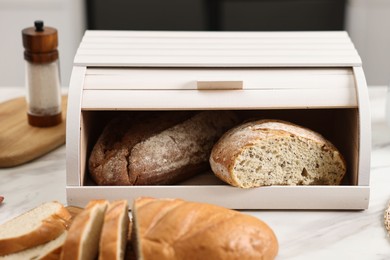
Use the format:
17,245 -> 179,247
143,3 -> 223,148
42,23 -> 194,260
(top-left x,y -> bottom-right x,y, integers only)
66,185 -> 369,210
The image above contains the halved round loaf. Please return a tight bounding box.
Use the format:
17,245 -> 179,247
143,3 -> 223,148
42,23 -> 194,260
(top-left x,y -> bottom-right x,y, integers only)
210,119 -> 347,188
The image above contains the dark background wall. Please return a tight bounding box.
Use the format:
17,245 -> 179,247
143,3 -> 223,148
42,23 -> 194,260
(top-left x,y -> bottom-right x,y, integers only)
86,0 -> 346,31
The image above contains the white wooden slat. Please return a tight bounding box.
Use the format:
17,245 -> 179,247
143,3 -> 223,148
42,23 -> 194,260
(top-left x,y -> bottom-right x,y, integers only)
77,49 -> 358,57
80,37 -> 352,45
85,67 -> 353,76
78,39 -> 353,52
81,88 -> 357,110
84,30 -> 350,39
83,68 -> 354,91
79,42 -> 355,50
74,55 -> 361,67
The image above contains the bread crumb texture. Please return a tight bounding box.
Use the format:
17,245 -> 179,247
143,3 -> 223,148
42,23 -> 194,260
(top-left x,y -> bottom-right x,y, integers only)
0,202 -> 64,238
210,119 -> 346,188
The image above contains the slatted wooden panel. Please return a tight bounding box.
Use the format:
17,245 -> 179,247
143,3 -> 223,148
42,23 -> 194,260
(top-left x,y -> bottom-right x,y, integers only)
83,68 -> 354,90
74,31 -> 361,67
81,88 -> 357,110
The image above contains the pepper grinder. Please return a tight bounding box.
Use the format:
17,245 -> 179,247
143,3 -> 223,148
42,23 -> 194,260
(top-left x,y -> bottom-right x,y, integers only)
22,20 -> 62,127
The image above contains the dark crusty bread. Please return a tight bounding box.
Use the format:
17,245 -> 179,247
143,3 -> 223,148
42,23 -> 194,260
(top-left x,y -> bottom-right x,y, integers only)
210,119 -> 347,188
89,111 -> 238,185
132,197 -> 278,260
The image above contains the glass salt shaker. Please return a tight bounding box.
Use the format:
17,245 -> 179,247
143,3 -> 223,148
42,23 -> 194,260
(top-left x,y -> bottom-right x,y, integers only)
22,20 -> 62,127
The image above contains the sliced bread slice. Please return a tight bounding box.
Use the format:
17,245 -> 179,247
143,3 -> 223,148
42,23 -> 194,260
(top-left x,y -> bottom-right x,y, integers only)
0,201 -> 71,256
0,231 -> 67,260
99,200 -> 130,260
61,200 -> 109,260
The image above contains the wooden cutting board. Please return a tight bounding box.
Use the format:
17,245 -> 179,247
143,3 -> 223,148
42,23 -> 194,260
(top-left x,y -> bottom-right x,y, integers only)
0,96 -> 67,168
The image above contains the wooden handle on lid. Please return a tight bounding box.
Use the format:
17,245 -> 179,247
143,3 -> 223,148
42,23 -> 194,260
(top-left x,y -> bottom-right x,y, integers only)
197,80 -> 243,90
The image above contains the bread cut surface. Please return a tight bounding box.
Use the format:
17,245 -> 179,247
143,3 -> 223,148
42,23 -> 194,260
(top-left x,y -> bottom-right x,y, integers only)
210,119 -> 347,188
61,200 -> 109,260
0,201 -> 71,256
99,200 -> 129,260
132,197 -> 278,260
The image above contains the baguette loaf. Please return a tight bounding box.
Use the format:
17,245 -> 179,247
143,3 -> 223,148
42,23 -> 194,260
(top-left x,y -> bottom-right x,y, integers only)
210,119 -> 347,188
89,111 -> 238,185
0,201 -> 71,256
61,200 -> 109,260
132,197 -> 278,260
99,200 -> 129,260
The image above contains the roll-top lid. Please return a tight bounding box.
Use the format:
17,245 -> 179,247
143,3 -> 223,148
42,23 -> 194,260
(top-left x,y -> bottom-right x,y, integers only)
74,30 -> 362,68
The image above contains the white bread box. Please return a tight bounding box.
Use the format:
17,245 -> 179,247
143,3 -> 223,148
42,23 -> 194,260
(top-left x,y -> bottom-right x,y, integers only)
66,31 -> 371,210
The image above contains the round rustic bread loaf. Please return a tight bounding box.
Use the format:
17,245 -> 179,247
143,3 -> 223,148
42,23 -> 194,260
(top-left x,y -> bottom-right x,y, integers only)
89,111 -> 239,185
210,119 -> 347,188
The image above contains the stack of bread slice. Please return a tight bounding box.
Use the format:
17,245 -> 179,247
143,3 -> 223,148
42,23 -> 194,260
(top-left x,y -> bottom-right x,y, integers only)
0,200 -> 130,260
0,201 -> 72,259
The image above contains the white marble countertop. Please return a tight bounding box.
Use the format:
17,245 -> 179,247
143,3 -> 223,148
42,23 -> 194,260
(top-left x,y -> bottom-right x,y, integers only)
1,86 -> 390,259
